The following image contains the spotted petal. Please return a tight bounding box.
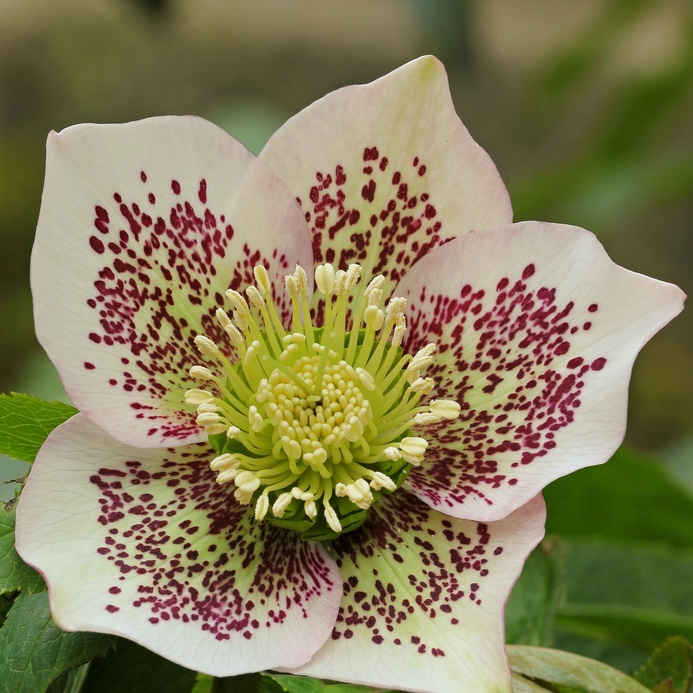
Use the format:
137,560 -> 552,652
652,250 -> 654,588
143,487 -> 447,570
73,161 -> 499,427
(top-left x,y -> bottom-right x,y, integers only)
15,414 -> 341,676
395,221 -> 685,521
289,492 -> 545,693
32,116 -> 312,448
259,55 -> 511,286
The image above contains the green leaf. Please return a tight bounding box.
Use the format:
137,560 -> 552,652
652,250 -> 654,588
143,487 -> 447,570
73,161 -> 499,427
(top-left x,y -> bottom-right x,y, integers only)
0,593 -> 13,628
557,606 -> 693,652
506,537 -> 563,646
552,539 -> 693,671
0,503 -> 45,594
0,592 -> 114,693
213,673 -> 281,692
508,645 -> 650,693
191,673 -> 214,693
634,637 -> 692,693
214,672 -> 388,693
0,393 -> 76,463
545,448 -> 693,549
46,663 -> 91,693
82,639 -> 196,693
555,540 -> 693,657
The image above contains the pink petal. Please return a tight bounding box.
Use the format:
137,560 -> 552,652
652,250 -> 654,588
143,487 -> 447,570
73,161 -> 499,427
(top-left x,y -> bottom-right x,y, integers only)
395,221 -> 685,521
15,414 -> 341,675
259,56 -> 511,284
32,116 -> 312,448
290,493 -> 545,693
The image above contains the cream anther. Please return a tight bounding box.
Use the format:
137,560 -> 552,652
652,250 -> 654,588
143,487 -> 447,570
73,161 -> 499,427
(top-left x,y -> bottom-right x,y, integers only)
370,472 -> 396,491
384,446 -> 402,461
194,335 -> 223,359
356,367 -> 375,391
410,377 -> 434,394
365,274 -> 385,297
245,285 -> 265,310
216,307 -> 231,329
430,399 -> 461,419
285,274 -> 298,300
364,305 -> 384,329
315,263 -> 336,295
293,265 -> 308,295
324,503 -> 342,533
248,405 -> 265,432
345,263 -> 361,290
272,492 -> 293,518
386,296 -> 407,319
188,365 -> 213,381
399,436 -> 429,464
413,412 -> 441,426
225,289 -> 249,315
253,264 -> 272,297
216,467 -> 239,484
334,269 -> 348,295
184,389 -> 214,405
210,453 -> 236,471
196,412 -> 222,426
255,494 -> 269,521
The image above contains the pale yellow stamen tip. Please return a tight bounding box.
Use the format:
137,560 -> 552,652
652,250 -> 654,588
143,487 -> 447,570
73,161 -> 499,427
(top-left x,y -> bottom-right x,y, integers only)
412,412 -> 441,426
195,334 -> 222,359
305,499 -> 318,519
324,503 -> 342,533
184,388 -> 214,405
253,265 -> 272,296
315,263 -> 336,295
370,472 -> 396,492
356,367 -> 375,391
246,284 -> 265,310
399,436 -> 429,464
216,467 -> 239,484
364,305 -> 384,329
248,405 -> 265,432
189,365 -> 214,380
210,453 -> 236,471
384,446 -> 402,461
410,377 -> 434,394
197,412 -> 222,426
429,399 -> 461,419
255,494 -> 269,521
272,492 -> 293,518
216,307 -> 231,329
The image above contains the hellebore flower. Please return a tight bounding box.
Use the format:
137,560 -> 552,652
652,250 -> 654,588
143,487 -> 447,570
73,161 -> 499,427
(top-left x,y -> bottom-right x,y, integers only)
16,56 -> 683,692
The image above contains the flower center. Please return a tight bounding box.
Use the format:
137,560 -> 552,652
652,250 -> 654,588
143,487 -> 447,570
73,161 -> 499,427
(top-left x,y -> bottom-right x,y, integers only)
185,262 -> 460,539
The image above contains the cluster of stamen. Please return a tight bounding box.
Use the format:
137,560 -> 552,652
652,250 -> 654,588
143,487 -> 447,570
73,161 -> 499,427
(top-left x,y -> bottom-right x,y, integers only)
185,261 -> 460,536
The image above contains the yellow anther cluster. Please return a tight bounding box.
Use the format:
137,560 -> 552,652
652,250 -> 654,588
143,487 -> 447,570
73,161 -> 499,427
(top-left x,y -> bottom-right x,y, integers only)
185,261 -> 461,538
255,356 -> 373,474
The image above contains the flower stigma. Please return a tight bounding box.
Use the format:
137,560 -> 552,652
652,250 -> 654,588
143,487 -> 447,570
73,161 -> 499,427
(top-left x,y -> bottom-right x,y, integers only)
185,262 -> 460,540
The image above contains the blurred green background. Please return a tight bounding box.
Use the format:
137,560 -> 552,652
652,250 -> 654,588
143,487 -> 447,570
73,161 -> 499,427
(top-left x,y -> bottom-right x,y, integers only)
0,0 -> 692,683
